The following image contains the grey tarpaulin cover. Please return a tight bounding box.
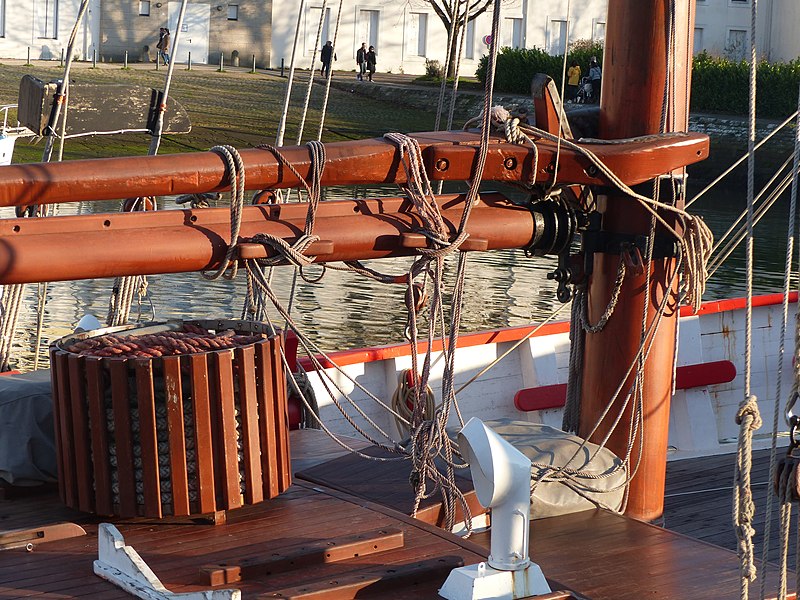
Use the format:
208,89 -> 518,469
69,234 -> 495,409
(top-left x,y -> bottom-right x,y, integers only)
0,369 -> 57,485
485,419 -> 626,519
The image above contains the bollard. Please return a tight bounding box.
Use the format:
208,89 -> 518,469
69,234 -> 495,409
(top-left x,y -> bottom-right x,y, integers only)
60,48 -> 64,67
280,58 -> 285,77
251,54 -> 256,73
92,49 -> 97,68
124,51 -> 128,69
188,52 -> 192,70
218,52 -> 224,72
26,47 -> 30,65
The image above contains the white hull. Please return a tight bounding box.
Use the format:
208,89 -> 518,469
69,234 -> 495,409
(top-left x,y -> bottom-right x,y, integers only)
305,293 -> 796,459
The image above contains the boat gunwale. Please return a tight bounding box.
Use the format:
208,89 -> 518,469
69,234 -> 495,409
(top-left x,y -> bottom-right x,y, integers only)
301,291 -> 797,370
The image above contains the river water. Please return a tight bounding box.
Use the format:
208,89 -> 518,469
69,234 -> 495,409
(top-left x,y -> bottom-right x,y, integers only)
3,147 -> 796,372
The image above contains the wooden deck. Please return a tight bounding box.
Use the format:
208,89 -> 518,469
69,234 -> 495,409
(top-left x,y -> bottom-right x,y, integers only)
2,430 -> 796,599
297,437 -> 798,599
664,446 -> 796,567
0,430 -> 580,599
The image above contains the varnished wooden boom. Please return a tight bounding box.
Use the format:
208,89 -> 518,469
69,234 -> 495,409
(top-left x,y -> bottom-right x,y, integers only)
0,194 -> 540,284
0,131 -> 709,207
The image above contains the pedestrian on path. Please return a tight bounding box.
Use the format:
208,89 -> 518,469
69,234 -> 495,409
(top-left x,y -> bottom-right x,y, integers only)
589,57 -> 602,103
156,27 -> 170,66
366,46 -> 377,82
321,41 -> 336,77
567,60 -> 581,102
356,43 -> 367,80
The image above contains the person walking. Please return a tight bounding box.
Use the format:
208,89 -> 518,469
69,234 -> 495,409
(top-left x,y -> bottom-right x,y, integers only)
566,60 -> 581,103
320,41 -> 336,77
365,46 -> 377,82
156,27 -> 171,66
588,56 -> 602,103
356,42 -> 367,81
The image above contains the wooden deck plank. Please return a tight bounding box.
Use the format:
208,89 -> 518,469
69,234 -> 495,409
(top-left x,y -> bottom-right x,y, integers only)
163,355 -> 190,516
0,483 -> 493,600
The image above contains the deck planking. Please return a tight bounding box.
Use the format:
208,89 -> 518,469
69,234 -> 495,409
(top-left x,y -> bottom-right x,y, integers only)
0,483 -> 503,599
664,446 -> 797,568
296,438 -> 799,599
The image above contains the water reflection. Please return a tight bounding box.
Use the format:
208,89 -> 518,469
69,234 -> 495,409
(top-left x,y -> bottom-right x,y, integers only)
2,178 -> 791,372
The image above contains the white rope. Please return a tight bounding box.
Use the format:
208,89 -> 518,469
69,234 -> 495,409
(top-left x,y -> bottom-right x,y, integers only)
294,0 -> 327,144
734,0 -> 761,594
275,0 -> 307,147
757,80 -> 800,600
315,0 -> 345,141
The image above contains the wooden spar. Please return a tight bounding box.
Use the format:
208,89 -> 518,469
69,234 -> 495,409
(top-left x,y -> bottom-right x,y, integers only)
578,0 -> 695,521
0,194 -> 546,284
0,130 -> 708,208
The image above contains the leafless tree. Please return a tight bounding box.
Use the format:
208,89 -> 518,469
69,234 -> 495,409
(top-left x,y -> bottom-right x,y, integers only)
423,0 -> 495,78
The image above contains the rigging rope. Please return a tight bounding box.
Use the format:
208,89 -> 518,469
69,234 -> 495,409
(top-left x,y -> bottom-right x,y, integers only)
108,0 -> 190,327
757,80 -> 800,600
734,0 -> 762,595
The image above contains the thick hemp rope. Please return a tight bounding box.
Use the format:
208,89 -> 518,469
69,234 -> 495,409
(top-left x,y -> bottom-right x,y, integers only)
758,80 -> 800,600
735,1 -> 762,596
202,145 -> 246,280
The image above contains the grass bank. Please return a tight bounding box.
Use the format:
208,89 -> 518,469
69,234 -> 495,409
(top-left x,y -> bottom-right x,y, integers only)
0,61 -> 438,163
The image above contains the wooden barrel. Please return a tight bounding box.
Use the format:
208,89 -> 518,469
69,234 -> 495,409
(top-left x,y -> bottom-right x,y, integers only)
49,319 -> 291,518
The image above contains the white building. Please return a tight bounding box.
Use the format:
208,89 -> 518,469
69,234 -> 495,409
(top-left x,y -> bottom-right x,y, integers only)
0,2 -> 798,71
0,0 -> 101,61
269,0 -> 608,77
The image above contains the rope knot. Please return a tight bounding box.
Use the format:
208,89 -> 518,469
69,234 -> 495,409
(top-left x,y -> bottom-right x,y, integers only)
735,395 -> 762,430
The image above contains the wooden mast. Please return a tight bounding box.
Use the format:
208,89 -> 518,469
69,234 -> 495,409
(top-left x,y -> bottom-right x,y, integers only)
578,0 -> 696,521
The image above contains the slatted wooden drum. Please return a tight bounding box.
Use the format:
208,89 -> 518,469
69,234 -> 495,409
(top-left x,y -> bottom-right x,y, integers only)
49,319 -> 291,518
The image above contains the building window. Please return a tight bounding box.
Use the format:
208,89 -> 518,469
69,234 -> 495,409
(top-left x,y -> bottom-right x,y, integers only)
35,0 -> 58,39
548,19 -> 567,55
726,28 -> 747,60
502,17 -> 523,49
465,19 -> 475,60
358,9 -> 379,51
593,21 -> 605,43
139,1 -> 150,16
407,12 -> 427,57
693,27 -> 704,54
227,4 -> 238,20
306,6 -> 331,53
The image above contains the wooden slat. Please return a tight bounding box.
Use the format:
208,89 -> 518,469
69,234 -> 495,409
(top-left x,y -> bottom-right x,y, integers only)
235,345 -> 263,504
48,348 -> 67,504
67,354 -> 93,512
199,527 -> 406,585
189,353 -> 216,514
134,359 -> 162,518
214,350 -> 242,510
163,355 -> 190,516
54,351 -> 77,507
267,555 -> 464,599
256,341 -> 280,497
85,357 -> 113,515
109,359 -> 136,517
270,335 -> 292,492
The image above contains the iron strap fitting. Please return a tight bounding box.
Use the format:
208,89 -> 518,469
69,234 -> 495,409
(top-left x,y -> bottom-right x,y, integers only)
581,229 -> 678,277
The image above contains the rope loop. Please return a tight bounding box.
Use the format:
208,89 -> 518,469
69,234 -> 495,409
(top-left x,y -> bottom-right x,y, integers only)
203,144 -> 246,281
736,395 -> 763,431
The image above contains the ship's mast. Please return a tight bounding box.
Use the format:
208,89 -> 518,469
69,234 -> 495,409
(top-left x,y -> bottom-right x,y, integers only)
579,0 -> 696,521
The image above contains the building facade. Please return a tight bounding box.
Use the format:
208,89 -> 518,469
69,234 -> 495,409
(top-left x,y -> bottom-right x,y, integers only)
0,1 -> 797,71
0,1 -> 271,66
268,0 -> 608,77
